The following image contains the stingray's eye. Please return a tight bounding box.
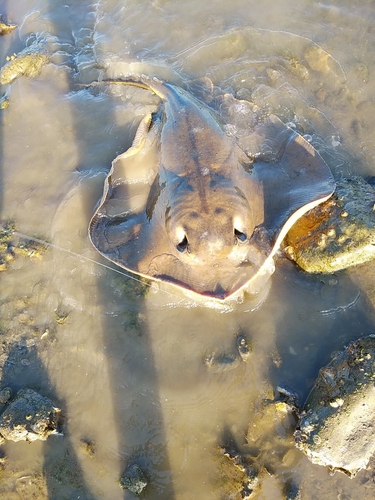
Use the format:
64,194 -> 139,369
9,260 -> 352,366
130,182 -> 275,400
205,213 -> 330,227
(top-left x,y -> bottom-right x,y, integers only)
234,228 -> 247,243
177,235 -> 189,252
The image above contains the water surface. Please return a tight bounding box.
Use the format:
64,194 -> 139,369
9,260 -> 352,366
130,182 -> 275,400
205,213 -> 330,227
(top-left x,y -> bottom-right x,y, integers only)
1,0 -> 375,498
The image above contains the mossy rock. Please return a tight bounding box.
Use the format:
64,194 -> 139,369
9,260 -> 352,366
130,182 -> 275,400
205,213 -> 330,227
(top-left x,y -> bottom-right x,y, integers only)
0,41 -> 49,85
285,176 -> 375,273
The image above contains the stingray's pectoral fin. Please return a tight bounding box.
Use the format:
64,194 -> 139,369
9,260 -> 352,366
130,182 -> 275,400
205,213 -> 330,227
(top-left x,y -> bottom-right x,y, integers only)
108,112 -> 161,187
89,212 -> 146,269
280,132 -> 335,198
261,123 -> 335,254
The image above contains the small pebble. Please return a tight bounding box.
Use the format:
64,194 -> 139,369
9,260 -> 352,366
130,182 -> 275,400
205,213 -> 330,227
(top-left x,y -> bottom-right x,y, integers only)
236,334 -> 252,362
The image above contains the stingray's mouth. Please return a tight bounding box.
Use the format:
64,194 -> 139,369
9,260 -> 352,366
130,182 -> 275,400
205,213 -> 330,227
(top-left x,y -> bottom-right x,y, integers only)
145,250 -> 270,300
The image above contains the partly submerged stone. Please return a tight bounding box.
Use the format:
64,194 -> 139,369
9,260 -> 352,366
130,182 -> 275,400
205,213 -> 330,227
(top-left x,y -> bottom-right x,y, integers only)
119,464 -> 148,495
0,387 -> 11,405
0,388 -> 61,442
0,42 -> 49,85
295,335 -> 375,477
0,20 -> 17,37
285,176 -> 375,273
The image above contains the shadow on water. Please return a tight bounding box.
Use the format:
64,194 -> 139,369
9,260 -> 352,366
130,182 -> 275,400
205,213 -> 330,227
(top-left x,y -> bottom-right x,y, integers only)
0,342 -> 89,498
42,1 -> 175,498
1,4 -> 77,498
0,3 -> 98,495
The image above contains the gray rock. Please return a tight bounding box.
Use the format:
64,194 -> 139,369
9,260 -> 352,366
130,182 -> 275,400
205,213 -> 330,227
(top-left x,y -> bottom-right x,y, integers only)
295,335 -> 375,476
119,464 -> 148,495
284,176 -> 375,273
0,388 -> 61,442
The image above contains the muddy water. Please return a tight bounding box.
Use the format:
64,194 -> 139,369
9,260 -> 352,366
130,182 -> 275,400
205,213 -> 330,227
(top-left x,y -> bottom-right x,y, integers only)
1,0 -> 375,498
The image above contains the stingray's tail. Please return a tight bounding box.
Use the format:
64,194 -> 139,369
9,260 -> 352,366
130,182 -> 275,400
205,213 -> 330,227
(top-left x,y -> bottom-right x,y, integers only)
78,75 -> 170,100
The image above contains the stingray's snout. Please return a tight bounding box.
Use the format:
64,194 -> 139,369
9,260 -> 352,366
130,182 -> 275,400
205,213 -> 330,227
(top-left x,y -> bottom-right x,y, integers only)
168,194 -> 255,264
174,222 -> 251,265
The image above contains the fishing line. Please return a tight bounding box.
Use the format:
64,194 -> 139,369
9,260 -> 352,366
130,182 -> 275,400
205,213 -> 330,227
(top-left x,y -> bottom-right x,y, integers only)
12,231 -> 183,301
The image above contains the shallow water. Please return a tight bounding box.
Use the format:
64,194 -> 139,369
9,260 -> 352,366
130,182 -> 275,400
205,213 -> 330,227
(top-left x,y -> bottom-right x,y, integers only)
1,0 -> 375,498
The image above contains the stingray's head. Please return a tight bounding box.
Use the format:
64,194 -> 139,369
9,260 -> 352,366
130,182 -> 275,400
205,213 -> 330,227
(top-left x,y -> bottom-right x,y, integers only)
166,177 -> 262,265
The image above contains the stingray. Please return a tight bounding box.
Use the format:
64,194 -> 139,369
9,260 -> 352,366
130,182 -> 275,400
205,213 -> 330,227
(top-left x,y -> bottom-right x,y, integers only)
89,76 -> 335,301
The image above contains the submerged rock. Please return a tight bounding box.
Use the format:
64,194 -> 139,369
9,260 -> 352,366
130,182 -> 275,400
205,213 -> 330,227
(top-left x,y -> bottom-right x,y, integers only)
205,333 -> 252,372
283,51 -> 309,80
119,464 -> 148,495
303,46 -> 333,74
213,392 -> 298,499
205,351 -> 240,372
0,388 -> 61,442
0,387 -> 11,405
214,446 -> 258,499
0,41 -> 49,85
295,335 -> 375,477
285,176 -> 375,273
